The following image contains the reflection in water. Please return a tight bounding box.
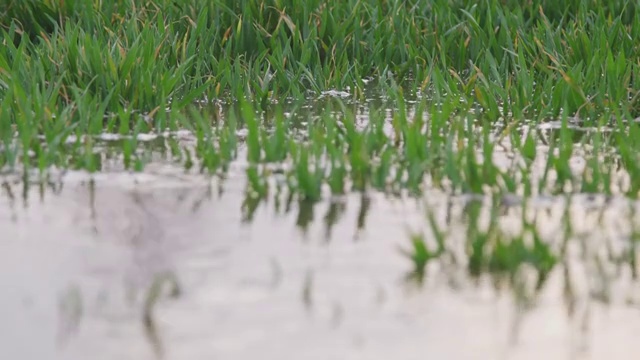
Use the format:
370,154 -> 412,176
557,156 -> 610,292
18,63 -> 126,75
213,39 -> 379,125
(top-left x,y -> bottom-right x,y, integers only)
355,193 -> 371,237
296,200 -> 315,234
57,285 -> 83,347
241,190 -> 262,223
404,193 -> 640,357
143,272 -> 182,359
323,199 -> 347,241
0,178 -> 218,358
268,258 -> 283,289
1,180 -> 16,222
2,174 -> 640,359
302,270 -> 314,312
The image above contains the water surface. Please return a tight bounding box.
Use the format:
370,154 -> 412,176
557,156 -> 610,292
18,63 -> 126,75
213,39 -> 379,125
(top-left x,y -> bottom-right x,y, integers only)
2,98 -> 640,360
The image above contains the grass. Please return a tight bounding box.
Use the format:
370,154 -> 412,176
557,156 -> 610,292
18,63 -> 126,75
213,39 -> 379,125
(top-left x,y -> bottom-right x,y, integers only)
3,0 -> 640,294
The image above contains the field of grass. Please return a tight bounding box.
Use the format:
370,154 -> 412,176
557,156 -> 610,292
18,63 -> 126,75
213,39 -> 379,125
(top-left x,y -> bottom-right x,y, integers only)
3,0 -> 640,299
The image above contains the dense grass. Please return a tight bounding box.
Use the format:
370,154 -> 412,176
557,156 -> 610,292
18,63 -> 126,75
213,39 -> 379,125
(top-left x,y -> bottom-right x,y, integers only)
0,0 -> 640,200
1,0 -> 640,192
3,0 -> 640,112
2,0 -> 640,195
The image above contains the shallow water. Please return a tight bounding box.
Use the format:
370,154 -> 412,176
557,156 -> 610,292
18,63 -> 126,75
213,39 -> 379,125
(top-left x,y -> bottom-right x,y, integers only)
3,95 -> 640,359
2,162 -> 640,360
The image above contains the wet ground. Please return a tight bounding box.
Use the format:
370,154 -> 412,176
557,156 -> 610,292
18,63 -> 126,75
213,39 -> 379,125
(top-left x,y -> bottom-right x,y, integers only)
2,161 -> 640,360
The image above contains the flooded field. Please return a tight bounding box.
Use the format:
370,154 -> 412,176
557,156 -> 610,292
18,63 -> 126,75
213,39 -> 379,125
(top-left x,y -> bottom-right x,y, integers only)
3,114 -> 640,360
5,1 -> 640,359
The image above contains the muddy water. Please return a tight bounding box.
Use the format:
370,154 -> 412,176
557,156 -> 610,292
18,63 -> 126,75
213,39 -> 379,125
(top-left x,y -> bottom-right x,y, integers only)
2,162 -> 640,360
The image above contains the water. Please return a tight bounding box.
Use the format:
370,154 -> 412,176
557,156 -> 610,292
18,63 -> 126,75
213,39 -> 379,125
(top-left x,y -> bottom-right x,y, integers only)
2,165 -> 640,360
2,99 -> 640,359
